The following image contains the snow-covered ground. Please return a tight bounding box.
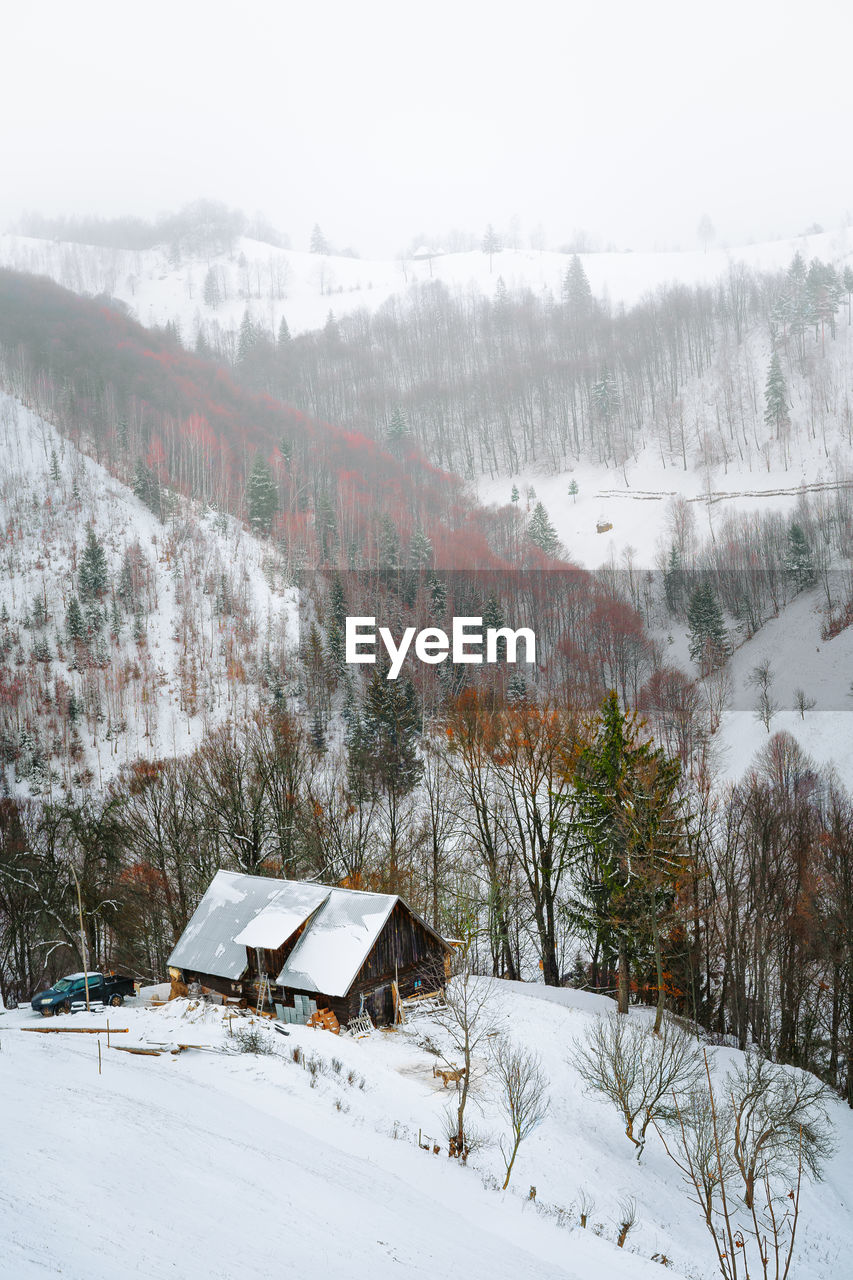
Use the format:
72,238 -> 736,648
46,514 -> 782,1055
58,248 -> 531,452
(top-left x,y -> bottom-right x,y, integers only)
1,981 -> 850,1279
2,225 -> 851,343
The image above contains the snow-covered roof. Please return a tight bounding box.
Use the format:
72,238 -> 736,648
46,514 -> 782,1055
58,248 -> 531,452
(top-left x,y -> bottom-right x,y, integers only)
167,871 -> 328,981
167,871 -> 446,996
275,889 -> 397,997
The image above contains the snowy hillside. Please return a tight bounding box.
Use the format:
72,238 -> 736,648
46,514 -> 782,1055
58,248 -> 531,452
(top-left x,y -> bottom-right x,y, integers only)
2,225 -> 851,344
0,394 -> 297,796
1,981 -> 850,1280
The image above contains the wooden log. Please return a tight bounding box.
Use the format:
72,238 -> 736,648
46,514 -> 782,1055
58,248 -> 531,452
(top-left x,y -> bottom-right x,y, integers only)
20,1027 -> 129,1035
111,1045 -> 162,1057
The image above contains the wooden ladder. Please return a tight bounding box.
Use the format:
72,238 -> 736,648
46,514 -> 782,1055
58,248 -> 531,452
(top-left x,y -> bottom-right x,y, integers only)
256,972 -> 272,1015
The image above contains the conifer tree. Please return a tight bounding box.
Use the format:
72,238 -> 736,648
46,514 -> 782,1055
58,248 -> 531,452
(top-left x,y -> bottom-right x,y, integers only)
408,526 -> 433,571
237,309 -> 256,363
568,478 -> 579,502
310,224 -> 329,254
568,692 -> 687,1021
79,527 -> 108,601
687,582 -> 729,672
277,315 -> 291,345
562,254 -> 593,317
66,596 -> 87,644
763,349 -> 790,437
527,502 -> 560,556
386,406 -> 410,445
785,523 -> 815,592
510,484 -> 520,504
50,449 -> 61,485
246,453 -> 278,532
663,543 -> 684,615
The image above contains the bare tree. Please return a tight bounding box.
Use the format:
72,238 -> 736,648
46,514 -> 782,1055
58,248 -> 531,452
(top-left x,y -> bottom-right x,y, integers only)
725,1053 -> 835,1209
657,1056 -> 810,1280
490,1036 -> 550,1188
572,1013 -> 706,1158
430,951 -> 496,1156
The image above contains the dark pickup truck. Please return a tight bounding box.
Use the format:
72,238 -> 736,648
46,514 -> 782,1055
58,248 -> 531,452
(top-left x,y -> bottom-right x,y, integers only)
31,972 -> 137,1016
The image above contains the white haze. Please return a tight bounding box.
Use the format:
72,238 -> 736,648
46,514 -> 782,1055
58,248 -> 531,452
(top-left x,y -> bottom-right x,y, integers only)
1,0 -> 852,255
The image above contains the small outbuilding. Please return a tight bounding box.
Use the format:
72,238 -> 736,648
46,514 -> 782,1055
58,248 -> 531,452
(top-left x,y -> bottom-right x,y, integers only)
167,871 -> 451,1026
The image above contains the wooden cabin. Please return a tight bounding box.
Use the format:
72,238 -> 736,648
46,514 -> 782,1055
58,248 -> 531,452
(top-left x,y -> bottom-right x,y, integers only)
167,871 -> 451,1026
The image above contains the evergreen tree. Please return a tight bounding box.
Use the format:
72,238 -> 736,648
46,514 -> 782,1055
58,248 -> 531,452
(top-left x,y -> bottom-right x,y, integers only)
310,224 -> 329,254
50,448 -> 61,485
133,458 -> 161,517
408,527 -> 433,571
378,514 -> 401,572
314,491 -> 337,562
386,406 -> 410,445
785,523 -> 815,592
510,484 -> 520,504
236,309 -> 256,363
326,576 -> 348,670
763,349 -> 790,437
31,594 -> 47,628
562,254 -> 593,317
428,572 -> 447,620
277,315 -> 291,345
687,582 -> 729,672
568,692 -> 686,1020
246,453 -> 278,532
66,596 -> 87,644
202,267 -> 221,310
663,543 -> 684,615
79,527 -> 108,601
527,502 -> 560,556
482,223 -> 501,272
568,478 -> 579,502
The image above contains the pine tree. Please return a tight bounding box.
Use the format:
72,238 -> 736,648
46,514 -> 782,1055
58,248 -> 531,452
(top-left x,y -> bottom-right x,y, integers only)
310,224 -> 329,254
203,266 -> 221,310
510,484 -> 520,504
763,349 -> 790,436
237,309 -> 256,363
567,692 -> 687,1020
133,458 -> 161,517
663,543 -> 684,615
79,527 -> 108,601
568,478 -> 579,503
277,315 -> 291,345
50,448 -> 61,485
386,406 -> 410,445
378,514 -> 401,572
527,502 -> 560,556
687,582 -> 729,672
246,453 -> 278,532
66,597 -> 87,644
562,254 -> 593,317
482,223 -> 501,272
314,492 -> 337,562
785,523 -> 815,592
326,576 -> 348,670
408,527 -> 433,571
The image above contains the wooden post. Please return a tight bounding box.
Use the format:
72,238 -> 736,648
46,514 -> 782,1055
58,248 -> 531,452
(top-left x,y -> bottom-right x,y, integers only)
106,1019 -> 110,1048
98,1039 -> 102,1075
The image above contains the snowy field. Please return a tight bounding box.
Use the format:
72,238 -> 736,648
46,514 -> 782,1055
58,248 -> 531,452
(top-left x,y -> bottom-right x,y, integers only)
1,982 -> 851,1280
2,225 -> 851,343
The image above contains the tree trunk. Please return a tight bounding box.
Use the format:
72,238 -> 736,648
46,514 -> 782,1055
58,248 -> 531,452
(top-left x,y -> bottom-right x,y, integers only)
617,938 -> 630,1014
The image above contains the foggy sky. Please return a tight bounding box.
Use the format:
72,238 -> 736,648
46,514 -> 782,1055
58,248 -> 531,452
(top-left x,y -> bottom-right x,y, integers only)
3,0 -> 852,256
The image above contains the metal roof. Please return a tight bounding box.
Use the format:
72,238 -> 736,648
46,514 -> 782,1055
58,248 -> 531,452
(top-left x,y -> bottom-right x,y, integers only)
167,872 -> 330,982
168,871 -> 448,997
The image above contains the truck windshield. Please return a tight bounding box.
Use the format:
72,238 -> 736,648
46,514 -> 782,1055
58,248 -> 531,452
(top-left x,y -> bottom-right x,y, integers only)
52,978 -> 72,992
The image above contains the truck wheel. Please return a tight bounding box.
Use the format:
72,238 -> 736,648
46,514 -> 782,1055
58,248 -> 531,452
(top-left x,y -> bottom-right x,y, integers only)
109,994 -> 123,1007
40,1007 -> 55,1018
55,1000 -> 71,1015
